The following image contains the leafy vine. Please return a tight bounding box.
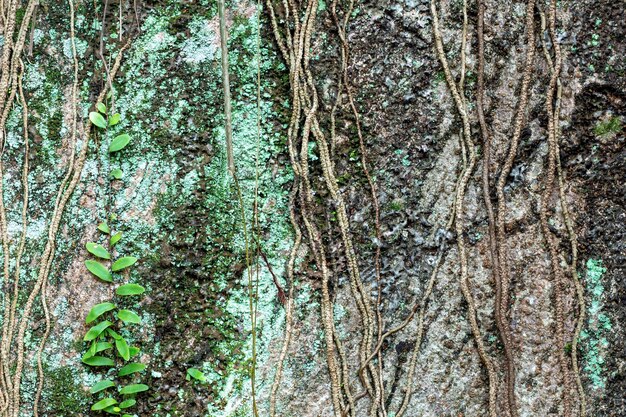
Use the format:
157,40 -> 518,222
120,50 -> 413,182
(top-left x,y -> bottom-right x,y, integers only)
81,103 -> 149,416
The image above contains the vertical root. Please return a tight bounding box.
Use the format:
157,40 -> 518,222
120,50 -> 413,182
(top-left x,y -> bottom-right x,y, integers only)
539,1 -> 583,414
10,41 -> 129,417
431,1 -> 498,415
476,1 -> 517,416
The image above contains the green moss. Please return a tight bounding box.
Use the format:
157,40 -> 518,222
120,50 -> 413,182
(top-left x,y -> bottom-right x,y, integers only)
42,365 -> 90,415
388,200 -> 404,211
594,116 -> 622,137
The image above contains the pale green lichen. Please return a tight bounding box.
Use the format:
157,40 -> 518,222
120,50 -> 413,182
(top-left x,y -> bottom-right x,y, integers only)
580,258 -> 611,390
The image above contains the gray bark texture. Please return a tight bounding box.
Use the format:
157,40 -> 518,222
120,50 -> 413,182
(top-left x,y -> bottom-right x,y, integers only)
0,0 -> 623,416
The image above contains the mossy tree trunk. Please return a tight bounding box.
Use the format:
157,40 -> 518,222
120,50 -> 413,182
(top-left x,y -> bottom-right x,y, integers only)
0,0 -> 623,416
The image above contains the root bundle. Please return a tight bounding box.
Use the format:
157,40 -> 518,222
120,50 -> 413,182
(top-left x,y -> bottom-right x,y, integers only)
0,1 -> 130,414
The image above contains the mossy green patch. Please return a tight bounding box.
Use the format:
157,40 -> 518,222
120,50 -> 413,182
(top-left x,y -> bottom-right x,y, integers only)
41,365 -> 90,416
594,116 -> 622,137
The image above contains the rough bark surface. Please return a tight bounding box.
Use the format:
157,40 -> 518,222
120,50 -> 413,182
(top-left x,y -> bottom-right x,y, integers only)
0,0 -> 623,416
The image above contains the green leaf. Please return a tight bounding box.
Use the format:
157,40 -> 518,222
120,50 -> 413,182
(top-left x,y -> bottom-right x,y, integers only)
89,112 -> 107,129
119,362 -> 145,377
89,340 -> 97,357
116,284 -> 145,296
116,337 -> 130,361
85,260 -> 112,282
91,398 -> 117,411
82,356 -> 115,367
95,341 -> 113,352
187,368 -> 206,382
109,113 -> 121,126
97,102 -> 107,114
112,256 -> 138,272
119,399 -> 136,409
111,168 -> 123,179
111,232 -> 122,246
129,346 -> 140,358
107,328 -> 122,340
109,133 -> 131,153
98,222 -> 110,234
86,242 -> 111,260
90,379 -> 116,394
84,320 -> 112,341
122,415 -> 134,417
104,405 -> 122,414
118,309 -> 141,324
119,384 -> 149,395
86,302 -> 116,324
83,341 -> 113,360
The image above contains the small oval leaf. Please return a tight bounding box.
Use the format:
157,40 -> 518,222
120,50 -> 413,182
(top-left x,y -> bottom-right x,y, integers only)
119,362 -> 146,377
85,260 -> 112,282
98,222 -> 110,234
109,113 -> 121,126
187,368 -> 206,382
111,232 -> 122,246
111,168 -> 123,179
86,242 -> 110,260
89,112 -> 107,129
116,337 -> 130,361
118,309 -> 141,324
107,328 -> 123,340
86,302 -> 116,324
119,384 -> 149,395
84,320 -> 112,341
109,133 -> 131,153
82,342 -> 113,360
88,340 -> 98,357
116,284 -> 145,296
119,399 -> 136,409
96,102 -> 107,114
82,356 -> 115,367
91,398 -> 117,411
129,346 -> 141,358
112,256 -> 138,272
90,379 -> 115,394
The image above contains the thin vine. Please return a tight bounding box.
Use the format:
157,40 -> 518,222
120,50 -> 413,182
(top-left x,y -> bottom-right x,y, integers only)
218,1 -> 259,415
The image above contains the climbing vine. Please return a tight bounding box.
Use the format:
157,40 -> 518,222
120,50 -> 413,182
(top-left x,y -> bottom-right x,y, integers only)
81,103 -> 149,415
0,0 -> 604,415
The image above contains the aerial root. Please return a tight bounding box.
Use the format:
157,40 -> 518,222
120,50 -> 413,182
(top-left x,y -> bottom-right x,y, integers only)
539,1 -> 585,415
476,0 -> 518,415
431,0 -> 498,416
265,0 -> 385,414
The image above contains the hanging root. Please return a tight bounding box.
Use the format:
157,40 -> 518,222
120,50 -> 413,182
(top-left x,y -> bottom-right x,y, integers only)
264,0 -> 306,414
265,1 -> 345,415
476,1 -> 517,416
330,0 -> 386,414
537,0 -> 570,414
0,1 -> 38,410
431,0 -> 498,415
0,1 -> 45,415
555,103 -> 586,417
265,0 -> 385,414
217,2 -> 260,415
492,1 -> 537,416
552,68 -> 587,417
539,1 -> 585,414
